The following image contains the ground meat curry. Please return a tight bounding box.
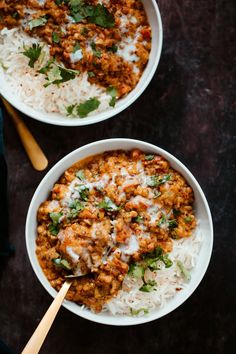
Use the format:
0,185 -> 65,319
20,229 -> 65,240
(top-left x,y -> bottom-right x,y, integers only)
0,0 -> 152,97
36,150 -> 197,313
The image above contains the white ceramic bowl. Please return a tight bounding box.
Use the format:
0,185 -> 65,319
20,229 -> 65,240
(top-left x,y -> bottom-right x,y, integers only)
26,138 -> 213,326
0,1 -> 163,126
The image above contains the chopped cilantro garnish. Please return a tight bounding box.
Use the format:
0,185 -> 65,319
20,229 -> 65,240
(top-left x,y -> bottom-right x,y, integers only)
130,307 -> 149,316
68,199 -> 84,218
76,185 -> 89,201
89,4 -> 115,28
91,41 -> 102,58
48,223 -> 59,236
52,32 -> 60,43
168,219 -> 178,229
22,43 -> 43,68
39,59 -> 54,74
107,43 -> 118,53
76,97 -> 100,117
173,209 -> 181,217
157,215 -> 166,227
68,1 -> 114,27
49,212 -> 63,224
142,247 -> 163,261
128,263 -> 145,278
48,211 -> 63,235
12,11 -> 20,19
184,216 -> 193,223
145,154 -> 154,161
147,174 -> 171,187
66,98 -> 100,117
98,197 -> 120,212
106,86 -> 117,107
139,280 -> 157,292
161,254 -> 173,268
88,71 -> 95,77
66,104 -> 77,116
28,17 -> 47,30
52,258 -> 71,270
177,261 -> 191,281
76,170 -> 85,180
134,215 -> 144,223
40,61 -> 80,87
73,42 -> 81,53
142,247 -> 173,270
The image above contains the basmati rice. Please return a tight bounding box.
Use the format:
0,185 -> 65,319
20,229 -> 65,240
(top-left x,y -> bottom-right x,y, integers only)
0,28 -> 112,117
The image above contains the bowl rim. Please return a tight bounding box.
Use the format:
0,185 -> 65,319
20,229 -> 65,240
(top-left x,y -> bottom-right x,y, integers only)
25,138 -> 214,326
0,0 -> 163,126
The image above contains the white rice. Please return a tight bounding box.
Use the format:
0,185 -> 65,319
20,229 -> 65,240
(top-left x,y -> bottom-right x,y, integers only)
0,28 -> 112,117
103,229 -> 203,316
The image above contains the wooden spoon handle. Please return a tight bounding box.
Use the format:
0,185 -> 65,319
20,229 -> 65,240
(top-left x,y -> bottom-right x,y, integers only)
21,281 -> 72,354
1,98 -> 48,171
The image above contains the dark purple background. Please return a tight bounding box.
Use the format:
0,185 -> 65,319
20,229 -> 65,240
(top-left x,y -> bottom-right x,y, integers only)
1,0 -> 236,353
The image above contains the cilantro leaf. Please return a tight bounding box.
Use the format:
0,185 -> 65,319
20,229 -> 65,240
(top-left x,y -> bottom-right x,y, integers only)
66,104 -> 77,116
12,11 -> 20,19
106,86 -> 117,107
67,199 -> 84,218
130,307 -> 149,316
22,43 -> 43,68
139,280 -> 157,292
48,211 -> 63,235
107,43 -> 118,53
49,212 -> 63,224
68,2 -> 114,28
76,97 -> 100,117
48,223 -> 60,236
91,41 -> 102,58
177,261 -> 191,281
147,174 -> 171,187
168,219 -> 178,229
173,209 -> 181,217
133,215 -> 144,223
76,185 -> 90,201
28,17 -> 47,30
88,71 -> 95,77
89,4 -> 115,28
73,42 -> 81,53
52,257 -> 72,270
142,247 -> 173,270
52,32 -> 60,43
76,170 -> 85,180
184,216 -> 193,223
157,215 -> 166,227
145,154 -> 154,161
39,59 -> 54,74
98,197 -> 120,212
128,263 -> 145,278
41,62 -> 80,87
161,254 -> 173,268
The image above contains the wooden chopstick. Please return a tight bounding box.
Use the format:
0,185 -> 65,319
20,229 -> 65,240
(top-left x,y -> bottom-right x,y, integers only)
1,97 -> 48,171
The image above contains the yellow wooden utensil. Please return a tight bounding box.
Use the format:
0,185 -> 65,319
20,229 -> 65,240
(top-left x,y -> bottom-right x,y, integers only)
21,280 -> 72,354
1,97 -> 48,171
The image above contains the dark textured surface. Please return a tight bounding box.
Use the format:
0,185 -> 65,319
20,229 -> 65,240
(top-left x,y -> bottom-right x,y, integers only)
1,0 -> 236,353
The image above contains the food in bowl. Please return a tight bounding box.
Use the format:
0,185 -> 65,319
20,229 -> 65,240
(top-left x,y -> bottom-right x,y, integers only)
36,149 -> 202,315
0,0 -> 152,118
